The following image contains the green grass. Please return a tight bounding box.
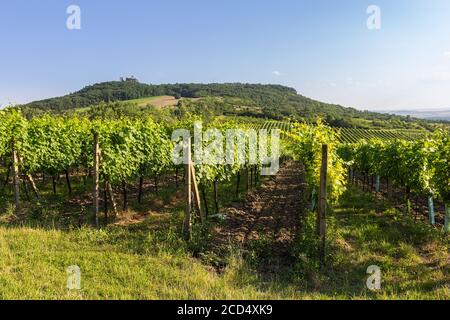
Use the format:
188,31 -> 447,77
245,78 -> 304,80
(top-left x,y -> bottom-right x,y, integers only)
318,188 -> 449,299
0,181 -> 448,299
0,216 -> 310,300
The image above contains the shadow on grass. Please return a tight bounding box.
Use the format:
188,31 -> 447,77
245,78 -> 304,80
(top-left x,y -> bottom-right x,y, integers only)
313,187 -> 449,298
1,175 -> 447,299
228,186 -> 449,299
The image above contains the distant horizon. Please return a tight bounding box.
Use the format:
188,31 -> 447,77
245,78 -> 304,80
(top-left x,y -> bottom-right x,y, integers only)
2,79 -> 450,117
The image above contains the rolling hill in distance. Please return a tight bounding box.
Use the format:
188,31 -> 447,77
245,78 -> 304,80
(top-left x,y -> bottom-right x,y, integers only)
21,79 -> 448,130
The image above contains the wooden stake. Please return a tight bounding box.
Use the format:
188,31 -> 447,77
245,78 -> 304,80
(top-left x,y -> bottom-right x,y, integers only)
318,144 -> 328,264
12,142 -> 20,214
104,180 -> 108,225
93,132 -> 100,228
25,173 -> 40,200
106,181 -> 118,216
190,163 -> 204,222
184,140 -> 192,240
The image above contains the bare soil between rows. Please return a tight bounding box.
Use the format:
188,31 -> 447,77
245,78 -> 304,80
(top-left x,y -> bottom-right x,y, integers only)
213,161 -> 307,273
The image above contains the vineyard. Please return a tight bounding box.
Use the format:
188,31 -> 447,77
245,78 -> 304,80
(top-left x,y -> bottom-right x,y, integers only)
250,120 -> 450,231
0,109 -> 449,231
0,108 -> 449,299
254,120 -> 429,143
4,0 -> 450,302
339,134 -> 450,229
0,110 -> 282,230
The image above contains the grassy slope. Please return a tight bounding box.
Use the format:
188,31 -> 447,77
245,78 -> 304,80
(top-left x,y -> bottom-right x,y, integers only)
72,96 -> 179,113
125,96 -> 179,108
0,223 -> 305,300
320,188 -> 449,299
0,187 -> 448,300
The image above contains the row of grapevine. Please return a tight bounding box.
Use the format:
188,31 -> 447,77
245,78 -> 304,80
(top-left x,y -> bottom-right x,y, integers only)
1,108 -> 447,233
248,120 -> 430,209
335,128 -> 428,143
252,120 -> 428,143
0,109 -> 174,217
261,120 -> 293,133
173,116 -> 270,217
0,111 -> 173,192
285,120 -> 347,207
0,109 -> 277,226
338,132 -> 450,232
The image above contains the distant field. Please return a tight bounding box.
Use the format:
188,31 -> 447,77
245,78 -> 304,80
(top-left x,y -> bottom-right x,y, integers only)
72,96 -> 200,113
126,96 -> 179,108
125,96 -> 203,108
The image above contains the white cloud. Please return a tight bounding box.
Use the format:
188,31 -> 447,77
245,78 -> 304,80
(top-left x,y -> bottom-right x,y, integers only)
328,82 -> 337,87
444,51 -> 450,57
272,71 -> 281,76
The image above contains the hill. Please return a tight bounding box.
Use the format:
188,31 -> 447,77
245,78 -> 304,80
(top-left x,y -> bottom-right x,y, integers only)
22,81 -> 443,129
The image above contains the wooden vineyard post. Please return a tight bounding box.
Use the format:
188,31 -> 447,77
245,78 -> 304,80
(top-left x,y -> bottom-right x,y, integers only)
93,132 -> 100,228
106,181 -> 118,217
318,144 -> 328,265
190,163 -> 204,222
12,141 -> 20,214
25,174 -> 40,200
103,180 -> 108,224
184,140 -> 192,240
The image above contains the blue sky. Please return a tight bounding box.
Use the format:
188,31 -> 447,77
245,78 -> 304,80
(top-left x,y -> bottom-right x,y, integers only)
1,0 -> 450,110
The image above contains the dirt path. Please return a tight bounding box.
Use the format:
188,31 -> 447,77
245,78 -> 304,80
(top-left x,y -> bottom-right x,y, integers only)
214,161 -> 307,262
